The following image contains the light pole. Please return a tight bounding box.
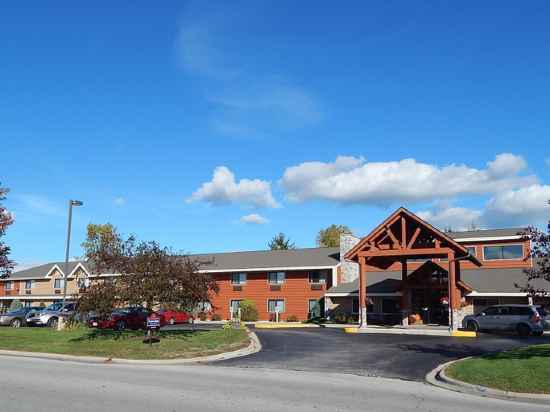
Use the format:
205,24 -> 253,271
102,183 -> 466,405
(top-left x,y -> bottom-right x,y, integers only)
61,200 -> 83,311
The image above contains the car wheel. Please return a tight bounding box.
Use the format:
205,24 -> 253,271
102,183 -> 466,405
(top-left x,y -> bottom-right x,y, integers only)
115,320 -> 126,331
467,321 -> 479,332
10,318 -> 22,328
47,317 -> 58,329
517,323 -> 531,337
169,318 -> 175,325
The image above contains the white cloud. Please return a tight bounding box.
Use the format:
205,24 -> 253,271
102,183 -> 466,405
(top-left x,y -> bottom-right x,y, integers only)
188,166 -> 279,208
14,194 -> 64,217
240,213 -> 269,225
417,206 -> 483,231
485,184 -> 550,225
280,154 -> 535,205
417,184 -> 550,229
487,153 -> 527,177
175,3 -> 321,138
114,197 -> 126,207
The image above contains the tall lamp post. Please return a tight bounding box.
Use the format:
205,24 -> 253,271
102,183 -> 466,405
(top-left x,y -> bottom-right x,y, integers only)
61,200 -> 83,312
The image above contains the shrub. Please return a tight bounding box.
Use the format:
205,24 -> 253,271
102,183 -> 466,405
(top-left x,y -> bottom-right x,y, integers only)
211,313 -> 222,321
239,299 -> 258,322
198,312 -> 207,321
333,313 -> 348,324
286,314 -> 298,322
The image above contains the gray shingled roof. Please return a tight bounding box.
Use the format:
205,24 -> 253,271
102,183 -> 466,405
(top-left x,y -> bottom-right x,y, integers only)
448,228 -> 526,240
7,261 -> 91,280
191,247 -> 340,271
328,266 -> 550,295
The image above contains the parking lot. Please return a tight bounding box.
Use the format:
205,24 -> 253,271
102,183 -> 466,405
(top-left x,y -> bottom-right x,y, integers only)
217,327 -> 550,381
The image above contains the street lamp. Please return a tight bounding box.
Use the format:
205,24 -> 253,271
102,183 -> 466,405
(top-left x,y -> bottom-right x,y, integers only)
61,200 -> 83,312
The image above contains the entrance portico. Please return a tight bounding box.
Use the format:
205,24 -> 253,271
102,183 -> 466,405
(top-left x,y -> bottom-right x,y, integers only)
345,208 -> 481,331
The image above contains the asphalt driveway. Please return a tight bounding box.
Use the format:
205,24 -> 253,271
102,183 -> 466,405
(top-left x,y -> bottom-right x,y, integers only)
217,328 -> 550,381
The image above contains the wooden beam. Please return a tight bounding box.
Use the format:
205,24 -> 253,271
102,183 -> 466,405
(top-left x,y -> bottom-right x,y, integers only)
359,247 -> 451,257
401,216 -> 407,249
386,226 -> 401,249
407,227 -> 421,249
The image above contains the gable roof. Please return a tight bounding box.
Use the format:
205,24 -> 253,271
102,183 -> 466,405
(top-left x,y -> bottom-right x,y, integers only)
6,261 -> 93,280
345,207 -> 476,263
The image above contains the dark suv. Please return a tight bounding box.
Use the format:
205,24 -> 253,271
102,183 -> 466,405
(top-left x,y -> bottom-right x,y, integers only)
462,304 -> 545,336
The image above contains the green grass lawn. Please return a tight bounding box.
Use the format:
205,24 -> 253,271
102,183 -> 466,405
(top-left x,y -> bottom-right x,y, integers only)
0,326 -> 249,360
446,344 -> 550,394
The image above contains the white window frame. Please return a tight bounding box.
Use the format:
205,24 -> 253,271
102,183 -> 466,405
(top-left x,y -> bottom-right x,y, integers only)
267,299 -> 285,313
25,280 -> 34,290
4,281 -> 13,290
54,278 -> 65,289
268,272 -> 285,285
230,299 -> 242,313
231,273 -> 247,285
482,244 -> 524,261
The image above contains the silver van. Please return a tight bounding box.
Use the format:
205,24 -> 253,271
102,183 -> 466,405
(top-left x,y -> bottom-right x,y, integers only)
462,304 -> 545,336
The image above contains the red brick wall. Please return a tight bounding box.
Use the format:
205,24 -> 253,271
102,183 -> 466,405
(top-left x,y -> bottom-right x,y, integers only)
209,270 -> 331,321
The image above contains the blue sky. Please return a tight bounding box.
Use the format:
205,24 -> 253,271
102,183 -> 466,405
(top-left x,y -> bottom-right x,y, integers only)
2,1 -> 550,268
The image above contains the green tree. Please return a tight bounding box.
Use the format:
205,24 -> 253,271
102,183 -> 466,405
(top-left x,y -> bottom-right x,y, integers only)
9,299 -> 22,312
268,233 -> 295,250
518,221 -> 550,296
316,224 -> 351,247
78,224 -> 219,318
239,299 -> 258,321
0,184 -> 14,279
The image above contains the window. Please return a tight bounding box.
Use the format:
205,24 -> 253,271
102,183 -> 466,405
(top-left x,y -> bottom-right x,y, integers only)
4,281 -> 12,290
230,300 -> 242,314
268,272 -> 285,284
510,307 -> 534,316
309,299 -> 321,318
466,246 -> 476,256
231,273 -> 247,285
54,279 -> 65,289
25,280 -> 34,290
76,278 -> 87,289
308,271 -> 326,284
483,244 -> 523,260
483,307 -> 499,316
268,299 -> 285,313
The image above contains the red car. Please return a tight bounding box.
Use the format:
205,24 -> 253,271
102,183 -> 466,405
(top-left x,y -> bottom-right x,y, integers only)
89,307 -> 149,331
158,309 -> 192,326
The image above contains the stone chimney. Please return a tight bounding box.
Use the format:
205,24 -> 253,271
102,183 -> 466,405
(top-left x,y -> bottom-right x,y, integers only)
339,233 -> 361,284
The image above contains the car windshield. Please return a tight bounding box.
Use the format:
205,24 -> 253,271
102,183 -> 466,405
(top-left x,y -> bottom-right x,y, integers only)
537,307 -> 548,317
46,303 -> 63,311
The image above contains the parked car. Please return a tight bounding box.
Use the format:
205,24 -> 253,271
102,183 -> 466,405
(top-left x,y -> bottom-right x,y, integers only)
462,304 -> 545,336
26,302 -> 76,328
536,305 -> 550,330
88,307 -> 149,331
158,309 -> 192,326
0,307 -> 34,328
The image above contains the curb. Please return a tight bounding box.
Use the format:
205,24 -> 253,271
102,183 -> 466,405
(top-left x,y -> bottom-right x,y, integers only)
0,329 -> 262,366
343,327 -> 476,337
426,358 -> 550,404
254,322 -> 319,329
